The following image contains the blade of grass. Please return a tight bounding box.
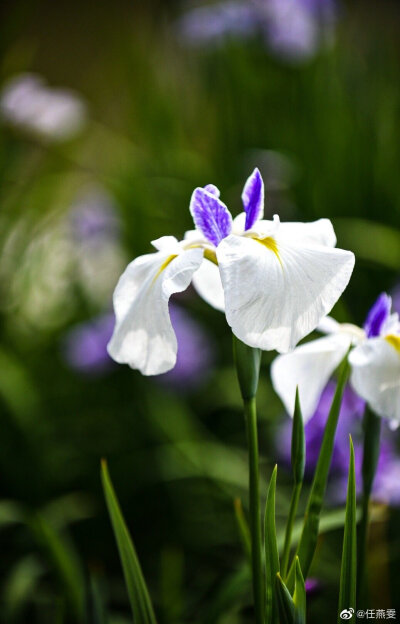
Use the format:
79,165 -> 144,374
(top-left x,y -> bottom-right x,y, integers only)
101,459 -> 157,624
265,465 -> 280,624
338,437 -> 357,623
276,574 -> 295,624
293,558 -> 306,624
234,498 -> 251,561
288,354 -> 350,585
281,389 -> 305,578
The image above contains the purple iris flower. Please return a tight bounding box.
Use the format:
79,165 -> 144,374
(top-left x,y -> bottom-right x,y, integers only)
63,313 -> 115,375
69,190 -> 120,245
276,381 -> 400,505
156,303 -> 215,391
177,2 -> 259,45
364,292 -> 391,338
177,0 -> 337,63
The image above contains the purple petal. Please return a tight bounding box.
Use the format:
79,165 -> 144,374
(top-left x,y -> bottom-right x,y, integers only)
190,187 -> 232,246
204,184 -> 220,197
364,292 -> 391,338
242,168 -> 264,230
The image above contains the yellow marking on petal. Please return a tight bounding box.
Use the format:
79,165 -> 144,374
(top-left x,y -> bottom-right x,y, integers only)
385,334 -> 400,355
254,236 -> 282,268
152,254 -> 177,283
203,248 -> 218,265
186,244 -> 218,265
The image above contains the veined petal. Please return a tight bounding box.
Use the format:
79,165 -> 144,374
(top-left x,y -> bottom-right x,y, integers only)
242,167 -> 264,230
107,248 -> 203,375
349,336 -> 400,422
189,187 -> 232,246
217,234 -> 355,352
192,258 -> 225,311
204,183 -> 220,197
271,333 -> 352,422
278,219 -> 337,247
364,292 -> 391,338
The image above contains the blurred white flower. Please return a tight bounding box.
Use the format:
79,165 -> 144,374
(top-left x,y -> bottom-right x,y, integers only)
0,73 -> 87,141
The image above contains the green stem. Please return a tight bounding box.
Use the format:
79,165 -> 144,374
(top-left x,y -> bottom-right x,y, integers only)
281,482 -> 302,580
357,407 -> 381,603
244,396 -> 264,624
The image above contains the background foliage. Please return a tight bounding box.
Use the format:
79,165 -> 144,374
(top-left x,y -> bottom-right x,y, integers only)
0,0 -> 399,622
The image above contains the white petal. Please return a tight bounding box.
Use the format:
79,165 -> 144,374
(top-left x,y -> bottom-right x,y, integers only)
349,337 -> 400,422
151,236 -> 180,252
271,333 -> 351,422
192,258 -> 225,311
217,234 -> 355,352
317,316 -> 340,334
278,219 -> 337,247
108,248 -> 203,375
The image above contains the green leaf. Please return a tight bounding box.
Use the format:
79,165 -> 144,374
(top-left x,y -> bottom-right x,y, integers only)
265,465 -> 280,624
281,389 -> 305,578
276,574 -> 295,624
86,573 -> 108,624
293,558 -> 306,624
233,498 -> 251,560
292,388 -> 305,486
289,354 -> 351,584
338,437 -> 357,623
30,512 -> 84,620
101,460 -> 157,624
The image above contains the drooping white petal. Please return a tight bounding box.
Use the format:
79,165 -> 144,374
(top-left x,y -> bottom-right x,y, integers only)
217,233 -> 355,352
317,315 -> 341,334
278,219 -> 337,247
192,258 -> 225,311
271,333 -> 352,422
349,337 -> 400,423
108,247 -> 203,375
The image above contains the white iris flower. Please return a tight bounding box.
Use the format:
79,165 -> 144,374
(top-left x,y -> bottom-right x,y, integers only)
108,169 -> 355,375
271,293 -> 400,424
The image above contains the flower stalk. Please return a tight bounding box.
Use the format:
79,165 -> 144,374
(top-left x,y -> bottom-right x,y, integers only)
233,336 -> 263,624
357,406 -> 381,603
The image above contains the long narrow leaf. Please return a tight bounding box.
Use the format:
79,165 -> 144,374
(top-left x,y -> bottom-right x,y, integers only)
265,465 -> 280,624
234,498 -> 251,560
282,389 -> 305,578
338,437 -> 357,623
288,354 -> 350,584
276,574 -> 295,624
293,558 -> 306,624
101,460 -> 157,624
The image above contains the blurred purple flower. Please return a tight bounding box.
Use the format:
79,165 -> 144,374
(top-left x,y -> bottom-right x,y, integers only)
305,577 -> 321,596
69,190 -> 120,245
63,314 -> 115,375
277,381 -> 400,505
177,2 -> 258,45
177,0 -> 337,63
156,303 -> 215,391
0,73 -> 87,141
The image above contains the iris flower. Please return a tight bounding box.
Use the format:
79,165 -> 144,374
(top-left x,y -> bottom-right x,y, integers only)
108,169 -> 354,374
271,293 -> 400,424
